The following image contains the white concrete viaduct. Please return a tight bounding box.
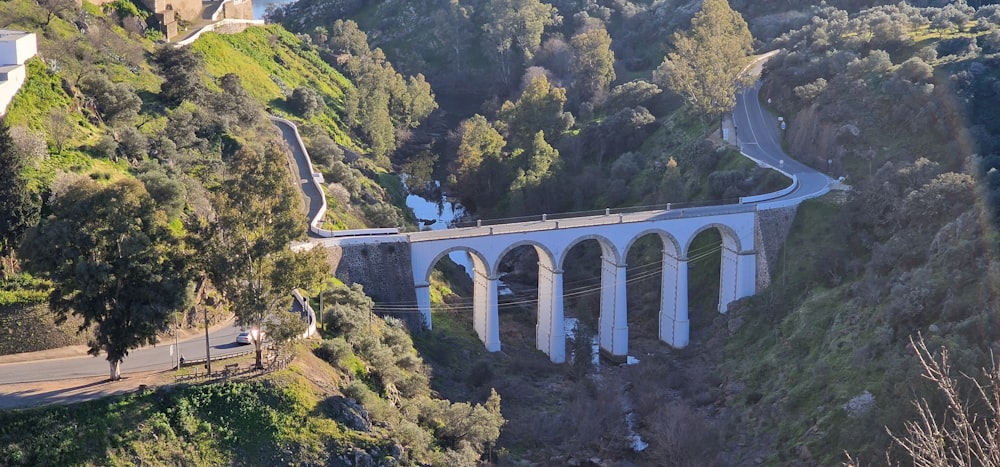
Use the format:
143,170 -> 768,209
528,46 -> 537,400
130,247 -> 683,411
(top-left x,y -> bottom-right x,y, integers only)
306,75 -> 836,364
407,205 -> 759,363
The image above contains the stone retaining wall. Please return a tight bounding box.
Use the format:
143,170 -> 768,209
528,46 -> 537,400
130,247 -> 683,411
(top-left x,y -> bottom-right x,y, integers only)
323,241 -> 421,329
754,205 -> 799,290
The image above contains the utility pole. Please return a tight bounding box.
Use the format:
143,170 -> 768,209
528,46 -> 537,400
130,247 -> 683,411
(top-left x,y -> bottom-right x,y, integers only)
174,317 -> 179,370
193,275 -> 211,374
204,305 -> 212,374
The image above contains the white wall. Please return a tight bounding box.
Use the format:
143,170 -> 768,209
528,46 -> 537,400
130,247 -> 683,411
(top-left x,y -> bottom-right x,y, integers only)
0,31 -> 37,66
0,65 -> 27,116
0,31 -> 37,117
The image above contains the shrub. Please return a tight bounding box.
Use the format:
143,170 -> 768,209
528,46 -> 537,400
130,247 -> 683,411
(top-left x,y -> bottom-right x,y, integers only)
289,86 -> 325,118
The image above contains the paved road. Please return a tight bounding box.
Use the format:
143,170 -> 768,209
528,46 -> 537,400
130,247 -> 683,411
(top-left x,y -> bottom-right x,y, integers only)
0,324 -> 251,384
733,82 -> 833,202
271,116 -> 326,238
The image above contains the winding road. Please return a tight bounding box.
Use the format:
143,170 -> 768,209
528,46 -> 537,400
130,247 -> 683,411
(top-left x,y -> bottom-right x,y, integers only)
733,82 -> 833,204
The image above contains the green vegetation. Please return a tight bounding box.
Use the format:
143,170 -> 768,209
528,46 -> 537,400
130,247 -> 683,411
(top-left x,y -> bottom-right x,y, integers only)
0,372 -> 382,465
20,178 -> 192,380
3,0 -> 1000,464
653,0 -> 754,120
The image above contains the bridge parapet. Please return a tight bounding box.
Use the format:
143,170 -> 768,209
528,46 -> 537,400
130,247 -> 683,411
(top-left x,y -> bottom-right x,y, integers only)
412,203 -> 757,243
450,198 -> 750,229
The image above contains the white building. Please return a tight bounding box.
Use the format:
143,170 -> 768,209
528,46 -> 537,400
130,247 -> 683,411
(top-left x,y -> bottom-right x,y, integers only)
0,30 -> 38,117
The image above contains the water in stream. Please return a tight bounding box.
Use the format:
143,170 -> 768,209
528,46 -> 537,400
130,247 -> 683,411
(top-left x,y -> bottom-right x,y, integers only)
404,180 -> 474,276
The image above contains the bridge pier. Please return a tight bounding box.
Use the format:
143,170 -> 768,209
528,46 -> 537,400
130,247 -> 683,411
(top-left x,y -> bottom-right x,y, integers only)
599,257 -> 629,362
720,247 -> 758,312
736,249 -> 758,302
660,252 -> 689,348
415,282 -> 432,329
473,269 -> 501,352
719,245 -> 739,312
536,264 -> 566,363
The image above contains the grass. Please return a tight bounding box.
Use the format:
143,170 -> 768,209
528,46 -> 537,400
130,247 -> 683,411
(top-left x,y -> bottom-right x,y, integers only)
0,357 -> 372,466
720,196 -> 898,463
192,26 -> 355,147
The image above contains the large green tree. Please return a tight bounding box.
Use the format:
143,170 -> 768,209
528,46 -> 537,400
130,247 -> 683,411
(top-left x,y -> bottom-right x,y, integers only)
153,45 -> 207,108
480,0 -> 560,89
20,177 -> 192,380
653,0 -> 753,121
570,22 -> 616,105
208,144 -> 327,368
0,119 -> 40,278
496,74 -> 571,147
452,114 -> 507,212
509,130 -> 560,214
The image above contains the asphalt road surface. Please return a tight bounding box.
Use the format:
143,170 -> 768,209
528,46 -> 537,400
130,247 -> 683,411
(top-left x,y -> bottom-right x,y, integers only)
733,82 -> 833,202
0,324 -> 252,384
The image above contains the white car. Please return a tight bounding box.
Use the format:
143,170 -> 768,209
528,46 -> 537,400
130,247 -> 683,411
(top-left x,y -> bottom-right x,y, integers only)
236,329 -> 264,345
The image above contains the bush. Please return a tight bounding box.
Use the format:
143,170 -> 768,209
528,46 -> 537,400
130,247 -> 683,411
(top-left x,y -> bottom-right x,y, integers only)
289,86 -> 325,118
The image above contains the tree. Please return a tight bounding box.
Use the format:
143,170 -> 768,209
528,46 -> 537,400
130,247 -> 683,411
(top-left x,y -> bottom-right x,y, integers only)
289,86 -> 325,118
0,120 -> 40,278
496,74 -> 571,147
605,80 -> 662,113
653,0 -> 753,121
570,22 -> 616,105
305,133 -> 344,167
48,109 -> 74,153
887,335 -> 1000,465
214,73 -> 262,127
452,114 -> 507,212
79,74 -> 142,126
153,45 -> 207,107
19,177 -> 192,380
38,0 -> 76,26
480,0 -> 560,89
208,144 -> 327,368
327,19 -> 370,56
509,131 -> 560,214
400,74 -> 437,129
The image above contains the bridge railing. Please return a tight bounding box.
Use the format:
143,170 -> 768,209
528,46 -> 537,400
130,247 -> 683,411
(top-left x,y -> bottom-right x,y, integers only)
450,197 -> 750,228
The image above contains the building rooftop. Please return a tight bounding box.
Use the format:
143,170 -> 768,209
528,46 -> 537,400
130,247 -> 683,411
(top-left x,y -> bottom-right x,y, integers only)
0,30 -> 33,41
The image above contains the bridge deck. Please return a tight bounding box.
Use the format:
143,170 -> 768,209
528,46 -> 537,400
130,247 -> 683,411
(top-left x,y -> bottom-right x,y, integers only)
406,203 -> 756,242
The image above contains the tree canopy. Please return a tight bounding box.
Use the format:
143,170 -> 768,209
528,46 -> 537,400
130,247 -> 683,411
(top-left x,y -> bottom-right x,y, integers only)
480,0 -> 560,89
207,144 -> 327,368
0,120 -> 40,278
20,177 -> 192,380
653,0 -> 754,120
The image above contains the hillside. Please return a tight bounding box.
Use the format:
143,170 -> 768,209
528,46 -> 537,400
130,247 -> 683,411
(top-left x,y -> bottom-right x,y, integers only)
4,0 -> 1000,465
271,1 -> 1000,465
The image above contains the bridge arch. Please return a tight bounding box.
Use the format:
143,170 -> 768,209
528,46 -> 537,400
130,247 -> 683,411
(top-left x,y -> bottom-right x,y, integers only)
622,230 -> 687,350
559,233 -> 620,271
417,246 -> 491,285
494,241 -> 567,362
495,240 -> 557,276
684,222 -> 743,257
685,222 -> 754,315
